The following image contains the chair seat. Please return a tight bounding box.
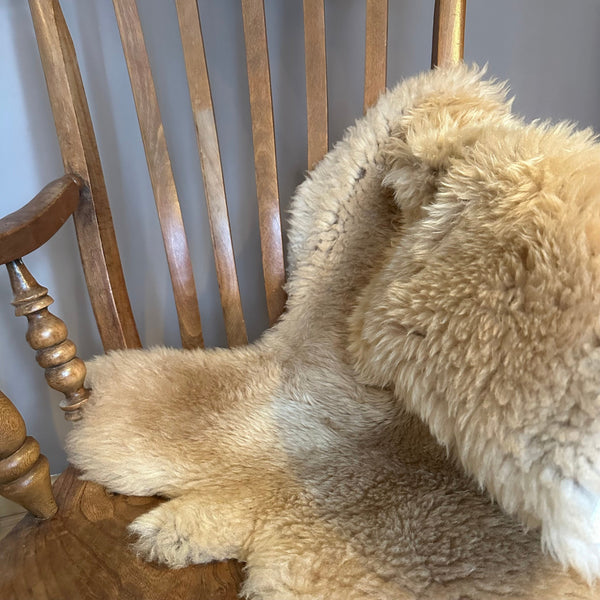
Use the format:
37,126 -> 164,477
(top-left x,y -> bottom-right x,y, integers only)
0,466 -> 243,600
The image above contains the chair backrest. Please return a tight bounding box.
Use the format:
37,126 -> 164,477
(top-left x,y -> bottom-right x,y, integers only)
0,0 -> 465,532
1,0 -> 466,427
26,0 -> 464,354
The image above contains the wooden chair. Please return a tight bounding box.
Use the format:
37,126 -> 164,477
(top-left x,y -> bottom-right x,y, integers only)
0,1 -> 465,598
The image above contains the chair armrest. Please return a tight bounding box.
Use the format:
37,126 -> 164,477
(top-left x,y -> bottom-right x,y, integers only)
0,175 -> 83,264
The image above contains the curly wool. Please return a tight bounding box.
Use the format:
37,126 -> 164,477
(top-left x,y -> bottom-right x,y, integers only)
67,65 -> 595,599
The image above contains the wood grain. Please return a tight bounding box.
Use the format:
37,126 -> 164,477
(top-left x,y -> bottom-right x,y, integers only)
175,0 -> 248,347
0,466 -> 243,599
0,391 -> 57,519
241,0 -> 287,325
112,0 -> 204,350
0,175 -> 81,265
364,0 -> 388,112
7,260 -> 90,420
303,0 -> 328,169
28,0 -> 140,352
431,0 -> 466,68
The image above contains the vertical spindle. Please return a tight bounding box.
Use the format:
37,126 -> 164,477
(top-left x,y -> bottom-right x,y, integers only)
7,259 -> 89,421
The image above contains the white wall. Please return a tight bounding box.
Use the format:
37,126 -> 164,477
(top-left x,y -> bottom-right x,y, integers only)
2,0 -> 600,473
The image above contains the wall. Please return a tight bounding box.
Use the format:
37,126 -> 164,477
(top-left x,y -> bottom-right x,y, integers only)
2,0 -> 600,473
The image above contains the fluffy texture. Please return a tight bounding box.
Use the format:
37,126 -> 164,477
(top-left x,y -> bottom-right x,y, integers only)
348,67 -> 600,584
67,65 -> 595,599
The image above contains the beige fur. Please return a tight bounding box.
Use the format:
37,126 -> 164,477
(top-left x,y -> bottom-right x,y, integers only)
348,67 -> 600,584
67,65 -> 595,599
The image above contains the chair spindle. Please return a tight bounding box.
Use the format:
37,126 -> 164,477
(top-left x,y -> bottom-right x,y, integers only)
7,259 -> 90,421
303,0 -> 328,169
175,0 -> 248,347
112,0 -> 204,349
241,0 -> 287,325
431,0 -> 466,68
0,390 -> 57,519
364,0 -> 389,112
29,0 -> 141,352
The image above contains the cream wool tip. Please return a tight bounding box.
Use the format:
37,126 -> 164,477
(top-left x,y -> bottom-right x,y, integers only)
67,65 -> 595,599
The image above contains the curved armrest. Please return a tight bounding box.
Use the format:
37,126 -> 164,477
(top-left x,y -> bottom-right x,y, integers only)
0,174 -> 83,265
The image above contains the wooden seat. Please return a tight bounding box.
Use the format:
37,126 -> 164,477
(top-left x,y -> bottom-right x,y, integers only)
0,1 -> 465,598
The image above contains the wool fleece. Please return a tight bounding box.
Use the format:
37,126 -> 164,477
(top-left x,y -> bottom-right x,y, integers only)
67,65 -> 595,599
348,66 -> 600,584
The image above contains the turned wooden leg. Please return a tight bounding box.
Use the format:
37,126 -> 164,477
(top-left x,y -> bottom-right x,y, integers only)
6,258 -> 90,421
0,390 -> 57,518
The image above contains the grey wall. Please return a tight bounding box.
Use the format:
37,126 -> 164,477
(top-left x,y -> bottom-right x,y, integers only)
2,0 -> 600,473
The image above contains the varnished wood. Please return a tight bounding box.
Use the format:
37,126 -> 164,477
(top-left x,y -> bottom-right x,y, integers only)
7,260 -> 90,421
431,0 -> 466,68
112,0 -> 204,350
3,2 -> 473,598
175,0 -> 248,347
0,175 -> 81,265
241,0 -> 287,325
29,0 -> 141,352
0,391 -> 57,519
303,0 -> 328,169
0,467 -> 244,599
364,0 -> 388,112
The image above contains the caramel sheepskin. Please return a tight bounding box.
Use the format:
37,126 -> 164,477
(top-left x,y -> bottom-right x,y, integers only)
67,65 -> 597,599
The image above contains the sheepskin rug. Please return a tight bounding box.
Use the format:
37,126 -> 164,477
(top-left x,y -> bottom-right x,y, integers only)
67,65 -> 597,599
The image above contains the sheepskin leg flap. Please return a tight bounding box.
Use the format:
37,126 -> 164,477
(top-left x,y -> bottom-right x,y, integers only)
68,66 -> 595,599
